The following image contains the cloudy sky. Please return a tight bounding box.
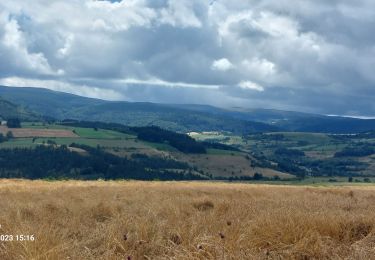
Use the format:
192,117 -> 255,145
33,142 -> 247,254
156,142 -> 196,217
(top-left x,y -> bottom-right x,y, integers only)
0,0 -> 374,116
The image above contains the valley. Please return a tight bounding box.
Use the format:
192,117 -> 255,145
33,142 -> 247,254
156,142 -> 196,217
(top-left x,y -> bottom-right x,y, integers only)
0,118 -> 373,183
0,87 -> 374,183
0,121 -> 291,180
190,131 -> 375,182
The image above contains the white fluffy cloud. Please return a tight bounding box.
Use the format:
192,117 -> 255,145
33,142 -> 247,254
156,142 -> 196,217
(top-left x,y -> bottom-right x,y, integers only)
211,58 -> 234,71
1,17 -> 56,76
0,0 -> 374,116
238,81 -> 264,92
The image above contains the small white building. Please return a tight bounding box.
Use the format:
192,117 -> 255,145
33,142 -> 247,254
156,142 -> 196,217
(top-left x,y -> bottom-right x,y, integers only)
1,121 -> 7,126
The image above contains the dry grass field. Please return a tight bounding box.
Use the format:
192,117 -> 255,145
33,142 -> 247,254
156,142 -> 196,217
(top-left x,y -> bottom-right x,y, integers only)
0,126 -> 78,138
0,180 -> 375,259
174,153 -> 293,179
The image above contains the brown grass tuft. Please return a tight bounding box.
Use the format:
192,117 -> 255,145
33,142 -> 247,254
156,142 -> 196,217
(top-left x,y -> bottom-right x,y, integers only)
193,200 -> 214,211
91,202 -> 114,222
170,233 -> 182,245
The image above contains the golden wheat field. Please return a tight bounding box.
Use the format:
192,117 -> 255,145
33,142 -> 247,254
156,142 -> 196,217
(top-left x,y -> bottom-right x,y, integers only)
0,180 -> 375,259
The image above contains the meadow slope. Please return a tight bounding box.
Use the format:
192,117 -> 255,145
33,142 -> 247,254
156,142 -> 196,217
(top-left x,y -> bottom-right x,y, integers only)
0,180 -> 375,259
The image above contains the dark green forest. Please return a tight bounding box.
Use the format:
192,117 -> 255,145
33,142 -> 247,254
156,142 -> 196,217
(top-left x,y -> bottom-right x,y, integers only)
61,120 -> 210,154
0,145 -> 204,180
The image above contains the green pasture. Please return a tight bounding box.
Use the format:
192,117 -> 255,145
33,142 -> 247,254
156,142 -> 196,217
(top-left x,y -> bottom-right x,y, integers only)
21,122 -> 135,139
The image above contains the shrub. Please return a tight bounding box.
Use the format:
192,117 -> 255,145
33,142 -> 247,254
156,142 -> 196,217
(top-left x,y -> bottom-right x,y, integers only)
253,173 -> 263,180
6,131 -> 13,139
6,118 -> 21,128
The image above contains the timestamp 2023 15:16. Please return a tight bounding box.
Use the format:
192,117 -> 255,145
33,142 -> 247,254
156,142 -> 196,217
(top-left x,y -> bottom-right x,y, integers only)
0,234 -> 35,241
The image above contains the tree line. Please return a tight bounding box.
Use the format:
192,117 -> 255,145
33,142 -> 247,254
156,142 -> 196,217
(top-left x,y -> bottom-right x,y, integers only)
60,120 -> 210,154
0,145 -> 206,180
130,126 -> 207,154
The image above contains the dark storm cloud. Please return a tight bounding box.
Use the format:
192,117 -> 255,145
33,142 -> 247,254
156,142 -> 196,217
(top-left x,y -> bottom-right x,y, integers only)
0,0 -> 374,116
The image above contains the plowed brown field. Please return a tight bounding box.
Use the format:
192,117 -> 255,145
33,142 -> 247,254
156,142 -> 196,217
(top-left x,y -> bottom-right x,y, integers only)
0,126 -> 78,138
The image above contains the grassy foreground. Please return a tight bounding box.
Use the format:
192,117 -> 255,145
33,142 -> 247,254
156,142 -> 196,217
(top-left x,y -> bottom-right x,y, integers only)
0,180 -> 375,259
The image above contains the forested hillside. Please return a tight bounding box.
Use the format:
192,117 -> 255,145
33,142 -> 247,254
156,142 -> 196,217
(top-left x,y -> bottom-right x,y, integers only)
0,97 -> 38,121
0,145 -> 205,180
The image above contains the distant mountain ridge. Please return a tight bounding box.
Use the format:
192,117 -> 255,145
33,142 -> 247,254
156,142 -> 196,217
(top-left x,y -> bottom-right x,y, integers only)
0,85 -> 374,134
0,86 -> 277,133
167,104 -> 375,133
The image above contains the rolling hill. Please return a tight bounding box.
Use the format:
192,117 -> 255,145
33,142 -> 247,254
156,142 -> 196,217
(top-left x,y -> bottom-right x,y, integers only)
0,85 -> 374,134
169,105 -> 375,134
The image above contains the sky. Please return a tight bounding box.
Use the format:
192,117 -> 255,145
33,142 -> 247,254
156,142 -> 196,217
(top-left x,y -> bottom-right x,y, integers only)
0,0 -> 374,116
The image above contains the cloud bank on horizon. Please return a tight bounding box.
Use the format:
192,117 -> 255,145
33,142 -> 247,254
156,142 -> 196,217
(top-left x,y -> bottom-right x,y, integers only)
0,0 -> 374,116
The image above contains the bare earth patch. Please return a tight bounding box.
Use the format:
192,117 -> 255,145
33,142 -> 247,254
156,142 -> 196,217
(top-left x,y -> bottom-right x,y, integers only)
0,180 -> 374,259
0,126 -> 78,138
